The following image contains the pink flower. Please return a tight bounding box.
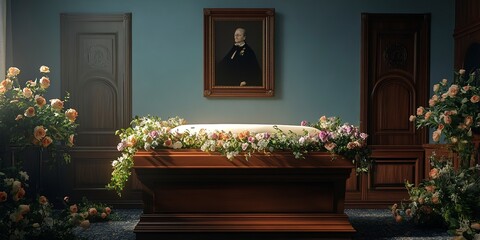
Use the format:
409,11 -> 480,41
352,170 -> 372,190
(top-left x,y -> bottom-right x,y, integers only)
424,111 -> 432,120
471,95 -> 480,103
300,120 -> 308,126
70,204 -> 78,213
443,115 -> 452,125
433,84 -> 440,92
39,196 -> 48,205
104,207 -> 111,215
23,87 -> 32,98
41,136 -> 53,147
425,185 -> 436,193
429,168 -> 439,179
416,107 -> 425,116
101,212 -> 107,219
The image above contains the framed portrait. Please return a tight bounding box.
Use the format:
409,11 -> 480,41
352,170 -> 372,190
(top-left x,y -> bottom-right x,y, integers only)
204,8 -> 275,97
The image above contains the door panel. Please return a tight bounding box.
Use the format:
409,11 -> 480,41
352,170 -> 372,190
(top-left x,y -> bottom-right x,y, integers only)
61,13 -> 141,207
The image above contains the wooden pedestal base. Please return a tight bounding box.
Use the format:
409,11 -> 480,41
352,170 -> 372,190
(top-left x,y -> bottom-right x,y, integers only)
133,150 -> 356,240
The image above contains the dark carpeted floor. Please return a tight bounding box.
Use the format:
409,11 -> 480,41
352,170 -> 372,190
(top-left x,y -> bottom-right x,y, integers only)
74,209 -> 451,240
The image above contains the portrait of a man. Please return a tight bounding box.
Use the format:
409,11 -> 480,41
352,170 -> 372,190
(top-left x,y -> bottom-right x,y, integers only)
204,8 -> 274,97
216,27 -> 262,86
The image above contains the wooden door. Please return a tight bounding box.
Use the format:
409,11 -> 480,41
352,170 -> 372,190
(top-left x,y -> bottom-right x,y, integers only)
61,13 -> 141,207
348,13 -> 430,207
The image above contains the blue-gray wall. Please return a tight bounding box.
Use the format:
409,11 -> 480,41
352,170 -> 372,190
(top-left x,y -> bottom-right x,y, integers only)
8,0 -> 455,125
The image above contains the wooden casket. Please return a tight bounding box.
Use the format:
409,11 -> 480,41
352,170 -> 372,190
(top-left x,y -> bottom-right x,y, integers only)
133,150 -> 356,240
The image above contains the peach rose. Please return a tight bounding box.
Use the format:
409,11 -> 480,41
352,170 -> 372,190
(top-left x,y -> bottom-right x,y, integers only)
459,69 -> 466,75
409,115 -> 416,122
319,116 -> 327,122
425,185 -> 436,193
405,209 -> 412,216
39,76 -> 50,89
443,115 -> 452,125
15,114 -> 23,121
428,99 -> 436,107
101,212 -> 107,219
429,168 -> 439,179
34,126 -> 47,140
126,135 -> 137,147
416,107 -> 425,116
70,204 -> 78,213
50,99 -> 64,110
104,207 -> 111,215
39,196 -> 48,205
433,84 -> 440,92
463,85 -> 471,91
88,208 -> 98,216
0,85 -> 5,94
347,142 -> 358,149
395,215 -> 403,223
464,116 -> 473,126
324,142 -> 337,151
39,65 -> 50,73
437,124 -> 444,131
35,95 -> 46,107
418,197 -> 425,204
432,196 -> 439,204
432,130 -> 441,142
7,67 -> 20,77
441,78 -> 448,85
22,87 -> 32,98
24,107 -> 35,117
18,204 -> 30,215
0,191 -> 7,202
41,136 -> 53,147
1,79 -> 13,90
13,188 -> 25,201
471,95 -> 480,103
65,108 -> 78,122
425,111 -> 432,120
80,220 -> 90,229
27,80 -> 36,87
448,84 -> 459,97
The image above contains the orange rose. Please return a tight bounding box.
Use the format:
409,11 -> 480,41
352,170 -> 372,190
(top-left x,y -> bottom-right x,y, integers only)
39,76 -> 50,89
35,95 -> 46,107
65,108 -> 78,122
0,191 -> 7,202
0,85 -> 5,94
101,212 -> 107,219
24,107 -> 35,117
395,215 -> 403,223
34,126 -> 47,140
18,204 -> 30,215
432,196 -> 439,204
425,111 -> 432,120
428,99 -> 436,107
443,115 -> 451,125
471,222 -> 480,230
41,136 -> 53,147
324,142 -> 337,151
50,99 -> 64,110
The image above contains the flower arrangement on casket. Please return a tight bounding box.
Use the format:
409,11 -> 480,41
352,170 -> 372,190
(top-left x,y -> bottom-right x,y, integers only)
0,66 -> 78,164
107,115 -> 371,195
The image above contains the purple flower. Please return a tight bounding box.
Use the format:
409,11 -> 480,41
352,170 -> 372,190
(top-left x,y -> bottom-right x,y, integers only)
262,132 -> 270,139
318,131 -> 331,142
300,120 -> 309,126
360,133 -> 368,140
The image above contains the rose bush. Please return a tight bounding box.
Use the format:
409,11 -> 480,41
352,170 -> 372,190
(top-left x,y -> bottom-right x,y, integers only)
0,66 -> 78,164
